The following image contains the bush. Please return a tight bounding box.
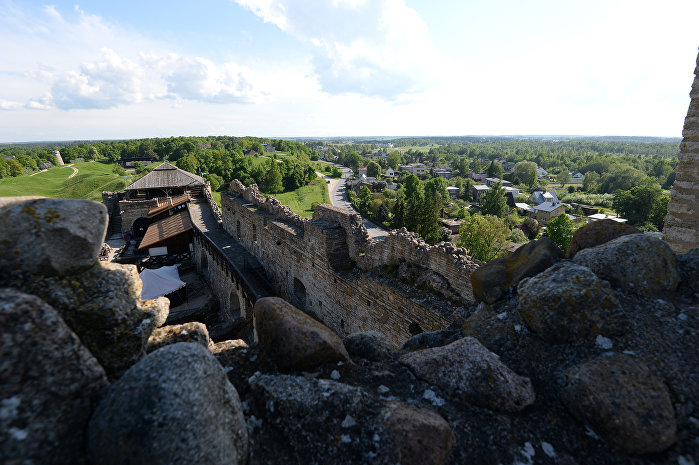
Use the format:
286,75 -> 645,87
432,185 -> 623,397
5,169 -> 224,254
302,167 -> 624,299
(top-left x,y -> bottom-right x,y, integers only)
568,185 -> 576,193
509,228 -> 529,243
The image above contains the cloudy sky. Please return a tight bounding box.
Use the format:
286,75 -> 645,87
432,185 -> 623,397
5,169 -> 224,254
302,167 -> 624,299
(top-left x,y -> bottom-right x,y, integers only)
0,0 -> 697,142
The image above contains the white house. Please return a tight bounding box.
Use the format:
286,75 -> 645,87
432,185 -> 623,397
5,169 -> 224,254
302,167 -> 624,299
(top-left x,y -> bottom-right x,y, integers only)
385,167 -> 396,177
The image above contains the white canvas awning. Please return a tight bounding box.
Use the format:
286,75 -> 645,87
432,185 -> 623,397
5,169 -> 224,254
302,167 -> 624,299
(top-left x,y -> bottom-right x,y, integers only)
140,265 -> 186,300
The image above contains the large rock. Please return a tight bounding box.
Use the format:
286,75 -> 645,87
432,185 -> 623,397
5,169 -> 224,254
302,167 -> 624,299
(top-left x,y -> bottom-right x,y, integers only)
0,197 -> 107,276
572,233 -> 680,296
517,261 -> 626,343
246,373 -> 397,464
677,247 -> 699,293
2,261 -> 169,379
382,401 -> 455,465
1,288 -> 108,465
254,297 -> 350,371
399,337 -> 535,412
565,219 -> 640,258
88,343 -> 248,465
400,329 -> 462,352
344,331 -> 392,361
561,354 -> 677,454
470,238 -> 562,304
147,322 -> 210,353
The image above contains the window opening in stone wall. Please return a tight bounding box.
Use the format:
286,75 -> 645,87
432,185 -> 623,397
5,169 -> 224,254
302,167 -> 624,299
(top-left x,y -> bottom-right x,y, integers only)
293,278 -> 307,311
229,290 -> 241,318
236,220 -> 241,239
409,321 -> 424,336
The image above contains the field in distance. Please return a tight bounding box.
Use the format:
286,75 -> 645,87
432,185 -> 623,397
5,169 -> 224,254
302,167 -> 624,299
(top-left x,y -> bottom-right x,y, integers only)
0,161 -> 130,201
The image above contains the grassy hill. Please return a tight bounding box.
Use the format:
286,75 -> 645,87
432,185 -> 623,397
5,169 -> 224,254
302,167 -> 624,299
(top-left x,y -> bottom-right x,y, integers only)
0,162 -> 131,201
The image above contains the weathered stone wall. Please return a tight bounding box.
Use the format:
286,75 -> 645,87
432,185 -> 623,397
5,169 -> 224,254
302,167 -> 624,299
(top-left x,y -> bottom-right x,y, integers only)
664,49 -> 699,253
221,181 -> 476,346
192,234 -> 251,322
119,198 -> 158,235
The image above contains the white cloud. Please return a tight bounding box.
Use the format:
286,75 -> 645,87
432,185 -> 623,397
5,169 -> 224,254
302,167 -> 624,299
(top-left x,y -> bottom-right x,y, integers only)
161,55 -> 261,104
233,0 -> 440,99
0,4 -> 265,111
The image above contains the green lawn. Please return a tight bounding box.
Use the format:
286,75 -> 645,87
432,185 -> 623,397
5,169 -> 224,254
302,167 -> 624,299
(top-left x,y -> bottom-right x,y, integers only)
211,190 -> 222,207
272,180 -> 330,218
0,161 -> 131,201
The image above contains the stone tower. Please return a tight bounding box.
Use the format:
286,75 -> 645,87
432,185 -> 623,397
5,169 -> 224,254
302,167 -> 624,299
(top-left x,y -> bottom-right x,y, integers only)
663,49 -> 698,254
52,150 -> 64,166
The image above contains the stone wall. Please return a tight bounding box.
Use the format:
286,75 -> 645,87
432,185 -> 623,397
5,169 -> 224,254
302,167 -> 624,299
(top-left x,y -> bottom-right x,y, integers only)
664,49 -> 699,253
221,180 -> 477,346
119,198 -> 158,235
192,232 -> 251,322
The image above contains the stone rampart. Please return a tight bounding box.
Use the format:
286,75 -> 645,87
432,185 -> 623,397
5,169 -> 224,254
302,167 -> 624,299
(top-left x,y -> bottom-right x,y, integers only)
664,49 -> 699,253
223,181 -> 477,346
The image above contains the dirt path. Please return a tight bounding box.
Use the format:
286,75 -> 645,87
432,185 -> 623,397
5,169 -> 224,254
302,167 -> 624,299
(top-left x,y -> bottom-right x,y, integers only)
66,164 -> 78,179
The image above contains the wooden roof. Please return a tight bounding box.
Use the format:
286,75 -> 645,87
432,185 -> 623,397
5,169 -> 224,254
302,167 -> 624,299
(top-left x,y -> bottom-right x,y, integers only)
125,163 -> 204,191
147,194 -> 191,218
138,210 -> 193,249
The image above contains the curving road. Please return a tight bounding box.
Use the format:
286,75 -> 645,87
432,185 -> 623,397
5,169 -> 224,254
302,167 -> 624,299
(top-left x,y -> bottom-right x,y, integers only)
317,163 -> 388,239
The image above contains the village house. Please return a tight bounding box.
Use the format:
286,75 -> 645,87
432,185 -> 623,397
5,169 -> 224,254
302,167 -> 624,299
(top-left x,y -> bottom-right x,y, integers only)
571,171 -> 584,183
398,163 -> 428,175
446,186 -> 460,199
471,184 -> 491,203
530,201 -> 566,223
434,168 -> 453,179
384,167 -> 395,177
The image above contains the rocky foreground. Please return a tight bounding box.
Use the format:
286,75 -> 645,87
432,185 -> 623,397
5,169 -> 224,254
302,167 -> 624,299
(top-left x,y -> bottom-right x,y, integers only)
1,197 -> 697,465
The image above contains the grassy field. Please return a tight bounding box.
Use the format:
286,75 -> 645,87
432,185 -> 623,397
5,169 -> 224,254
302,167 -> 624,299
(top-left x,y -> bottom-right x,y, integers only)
272,179 -> 330,218
0,161 -> 130,201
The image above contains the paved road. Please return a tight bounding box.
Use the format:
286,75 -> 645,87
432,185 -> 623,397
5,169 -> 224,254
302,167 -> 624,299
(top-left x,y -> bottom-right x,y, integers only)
317,163 -> 388,239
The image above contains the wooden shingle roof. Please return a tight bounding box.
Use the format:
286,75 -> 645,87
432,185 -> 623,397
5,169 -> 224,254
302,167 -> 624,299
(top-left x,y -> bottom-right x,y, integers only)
147,194 -> 191,218
138,210 -> 193,249
126,163 -> 204,191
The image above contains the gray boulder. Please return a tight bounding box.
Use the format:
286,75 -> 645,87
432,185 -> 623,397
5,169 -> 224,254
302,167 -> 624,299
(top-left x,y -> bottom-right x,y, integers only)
254,297 -> 349,371
344,331 -> 392,361
400,329 -> 462,352
470,237 -> 562,304
572,233 -> 680,296
1,288 -> 108,465
246,373 -> 397,464
517,261 -> 626,343
561,354 -> 677,455
88,343 -> 248,465
382,401 -> 454,465
0,197 -> 107,276
2,261 -> 169,379
147,321 -> 210,353
677,247 -> 699,293
399,337 -> 535,412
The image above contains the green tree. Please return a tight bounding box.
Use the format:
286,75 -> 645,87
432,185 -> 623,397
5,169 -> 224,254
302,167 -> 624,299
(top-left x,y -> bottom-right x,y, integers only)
479,182 -> 508,218
391,195 -> 406,229
377,203 -> 390,224
264,159 -> 283,194
419,178 -> 448,244
547,213 -> 576,252
366,161 -> 381,177
457,214 -> 510,262
357,186 -> 373,214
205,173 -> 224,191
613,180 -> 669,229
176,155 -> 199,174
598,164 -> 646,193
510,228 -> 528,243
387,152 -> 402,170
403,174 -> 423,232
112,164 -> 126,176
557,170 -> 572,186
487,160 -> 504,179
513,161 -> 537,187
582,171 -> 600,192
345,152 -> 363,172
7,158 -> 24,176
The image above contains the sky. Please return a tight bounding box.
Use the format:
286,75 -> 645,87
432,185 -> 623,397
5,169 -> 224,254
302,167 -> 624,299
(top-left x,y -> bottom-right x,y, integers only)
0,0 -> 697,142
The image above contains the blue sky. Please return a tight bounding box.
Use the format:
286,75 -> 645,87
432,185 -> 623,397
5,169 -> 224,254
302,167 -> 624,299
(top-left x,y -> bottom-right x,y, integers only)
0,0 -> 697,142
